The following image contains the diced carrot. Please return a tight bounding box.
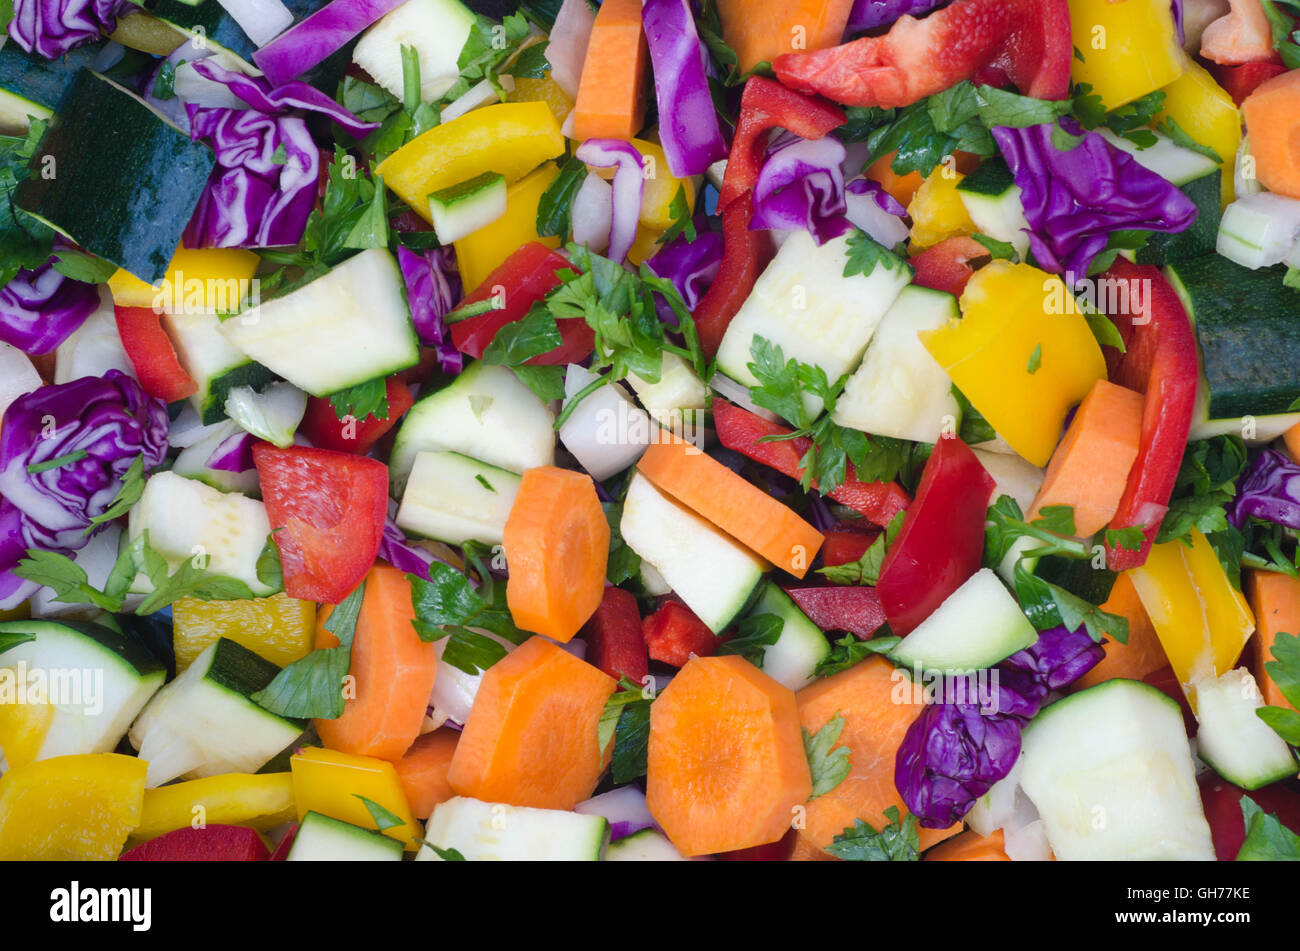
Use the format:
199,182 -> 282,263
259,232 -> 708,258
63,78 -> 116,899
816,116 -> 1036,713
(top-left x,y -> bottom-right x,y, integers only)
1285,420 -> 1300,462
925,828 -> 1011,861
393,729 -> 459,820
789,830 -> 840,861
1246,570 -> 1300,712
795,656 -> 961,852
637,434 -> 824,577
1242,69 -> 1300,199
1026,379 -> 1144,537
314,565 -> 438,762
1073,572 -> 1168,690
502,466 -> 609,643
572,0 -> 649,142
646,654 -> 811,856
715,0 -> 856,73
867,151 -> 925,206
447,636 -> 617,809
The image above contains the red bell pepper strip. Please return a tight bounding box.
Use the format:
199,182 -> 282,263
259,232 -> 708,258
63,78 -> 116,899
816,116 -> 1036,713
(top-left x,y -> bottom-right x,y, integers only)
113,306 -> 198,404
783,585 -> 888,640
876,435 -> 995,636
695,78 -> 845,357
718,829 -> 796,861
643,598 -> 727,667
820,524 -> 881,567
1099,259 -> 1199,571
253,443 -> 389,604
580,586 -> 650,683
909,235 -> 990,298
713,397 -> 912,527
299,377 -> 415,455
1208,60 -> 1289,106
118,825 -> 270,861
451,241 -> 595,365
1198,773 -> 1300,861
773,0 -> 1073,108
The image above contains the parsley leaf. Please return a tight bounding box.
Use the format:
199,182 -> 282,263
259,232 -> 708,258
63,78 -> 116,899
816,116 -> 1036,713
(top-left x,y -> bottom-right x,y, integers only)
408,562 -> 529,674
1013,559 -> 1129,644
818,509 -> 906,586
419,841 -> 468,861
1157,116 -> 1224,165
355,794 -> 406,832
1256,631 -> 1300,744
598,675 -> 648,754
655,184 -> 698,246
510,364 -> 567,402
51,248 -> 118,284
970,232 -> 1018,261
984,495 -> 1090,569
536,155 -> 587,239
825,806 -> 920,861
481,302 -> 563,366
814,634 -> 902,678
803,711 -> 852,798
1156,436 -> 1248,546
843,228 -> 910,280
0,119 -> 56,287
1105,526 -> 1146,552
952,386 -> 996,445
611,696 -> 651,784
0,630 -> 36,656
716,613 -> 784,667
1026,343 -> 1043,374
1236,797 -> 1300,860
602,501 -> 642,586
328,378 -> 390,422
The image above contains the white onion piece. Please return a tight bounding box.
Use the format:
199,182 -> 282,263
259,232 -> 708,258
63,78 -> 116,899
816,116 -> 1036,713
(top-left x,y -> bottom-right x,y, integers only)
426,629 -> 516,727
54,287 -> 134,384
168,407 -> 233,450
440,75 -> 514,122
1236,138 -> 1263,199
560,108 -> 575,139
0,342 -> 42,420
555,637 -> 586,661
709,371 -> 780,424
173,61 -> 247,109
572,172 -> 613,254
546,0 -> 596,99
216,0 -> 295,46
559,364 -> 651,481
93,40 -> 126,71
575,786 -> 656,840
575,139 -> 645,263
845,188 -> 909,248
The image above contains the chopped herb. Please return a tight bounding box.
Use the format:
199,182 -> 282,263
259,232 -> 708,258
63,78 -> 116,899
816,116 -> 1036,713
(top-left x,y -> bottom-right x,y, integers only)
1237,797 -> 1300,860
814,633 -> 902,678
655,184 -> 697,246
355,795 -> 406,832
536,155 -> 587,239
716,613 -> 784,667
1026,343 -> 1042,374
843,228 -> 910,280
818,509 -> 906,586
803,711 -> 852,799
26,450 -> 88,475
825,806 -> 920,861
328,377 -> 390,422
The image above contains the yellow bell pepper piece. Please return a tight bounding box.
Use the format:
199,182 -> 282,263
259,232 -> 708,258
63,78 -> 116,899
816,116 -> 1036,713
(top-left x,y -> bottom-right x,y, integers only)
0,668 -> 53,770
108,10 -> 186,56
1156,57 -> 1241,208
133,772 -> 296,841
1128,530 -> 1255,707
376,101 -> 565,225
172,593 -> 316,673
454,162 -> 561,292
108,244 -> 261,311
509,76 -> 573,124
290,746 -> 421,850
907,169 -> 975,251
0,753 -> 146,860
1068,0 -> 1186,109
631,139 -> 695,233
920,261 -> 1107,467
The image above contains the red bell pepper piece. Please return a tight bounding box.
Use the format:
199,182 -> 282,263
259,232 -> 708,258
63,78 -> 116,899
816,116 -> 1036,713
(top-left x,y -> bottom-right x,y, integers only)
580,586 -> 650,683
299,377 -> 415,455
1208,60 -> 1289,106
909,235 -> 990,298
1099,260 -> 1199,571
718,829 -> 796,861
269,824 -> 298,861
783,585 -> 888,640
1198,773 -> 1300,861
118,825 -> 270,861
773,0 -> 1072,108
713,398 -> 912,527
695,78 -> 845,357
821,524 -> 881,567
876,435 -> 995,636
253,443 -> 389,604
643,598 -> 727,667
1140,665 -> 1197,736
113,306 -> 198,404
451,241 -> 595,365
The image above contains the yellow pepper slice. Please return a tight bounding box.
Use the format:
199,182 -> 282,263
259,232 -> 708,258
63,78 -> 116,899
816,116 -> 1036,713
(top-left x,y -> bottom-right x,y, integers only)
376,101 -> 564,225
290,746 -> 421,850
108,244 -> 261,311
509,76 -> 572,124
172,593 -> 316,673
1156,57 -> 1241,208
907,169 -> 975,251
0,753 -> 146,860
1068,0 -> 1186,109
133,772 -> 296,841
454,162 -> 561,293
920,261 -> 1107,466
0,669 -> 53,770
1128,530 -> 1256,707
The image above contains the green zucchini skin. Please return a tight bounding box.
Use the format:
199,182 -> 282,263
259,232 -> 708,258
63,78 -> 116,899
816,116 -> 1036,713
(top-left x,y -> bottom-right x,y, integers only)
1135,171 -> 1221,267
146,0 -> 331,67
1167,253 -> 1300,419
14,69 -> 216,284
0,42 -> 103,113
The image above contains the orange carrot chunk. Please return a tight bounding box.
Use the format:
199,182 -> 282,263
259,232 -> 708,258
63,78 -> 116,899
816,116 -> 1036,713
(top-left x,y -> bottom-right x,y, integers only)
502,466 -> 609,643
637,434 -> 824,577
1284,421 -> 1300,463
572,0 -> 649,142
1246,570 -> 1300,712
925,828 -> 1012,861
314,565 -> 438,762
1073,571 -> 1168,690
796,656 -> 961,852
1242,70 -> 1300,199
715,0 -> 856,74
646,654 -> 811,857
393,729 -> 459,820
1026,379 -> 1144,537
447,636 -> 617,810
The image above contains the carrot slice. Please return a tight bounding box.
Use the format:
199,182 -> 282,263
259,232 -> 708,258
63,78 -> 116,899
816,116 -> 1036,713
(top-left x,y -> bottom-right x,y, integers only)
795,656 -> 961,851
1073,571 -> 1168,690
925,828 -> 1011,861
789,830 -> 840,861
1242,69 -> 1300,199
1026,379 -> 1144,537
572,0 -> 649,142
314,564 -> 438,762
1246,570 -> 1300,711
393,729 -> 459,820
715,0 -> 856,73
646,654 -> 811,857
1285,420 -> 1300,462
447,636 -> 617,809
502,466 -> 609,643
637,434 -> 824,576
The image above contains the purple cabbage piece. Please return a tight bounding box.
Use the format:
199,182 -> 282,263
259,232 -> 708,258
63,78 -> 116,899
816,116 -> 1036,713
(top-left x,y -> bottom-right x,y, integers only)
847,176 -> 909,220
641,0 -> 728,177
1229,448 -> 1300,531
1171,0 -> 1185,45
0,253 -> 99,355
992,119 -> 1198,281
574,139 -> 645,264
1002,623 -> 1106,692
8,0 -> 129,59
378,508 -> 456,582
206,430 -> 256,473
396,245 -> 463,374
846,0 -> 950,33
750,133 -> 852,245
0,370 -> 168,607
645,224 -> 723,312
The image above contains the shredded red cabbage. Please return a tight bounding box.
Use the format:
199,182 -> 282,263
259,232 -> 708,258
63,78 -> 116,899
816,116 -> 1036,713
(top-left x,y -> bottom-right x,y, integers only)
750,133 -> 852,245
641,0 -> 728,178
992,119 -> 1198,280
206,430 -> 257,473
574,139 -> 644,264
7,0 -> 128,59
645,224 -> 723,311
846,0 -> 951,33
254,0 -> 409,86
0,253 -> 100,355
1230,448 -> 1300,531
396,245 -> 463,374
378,506 -> 456,581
